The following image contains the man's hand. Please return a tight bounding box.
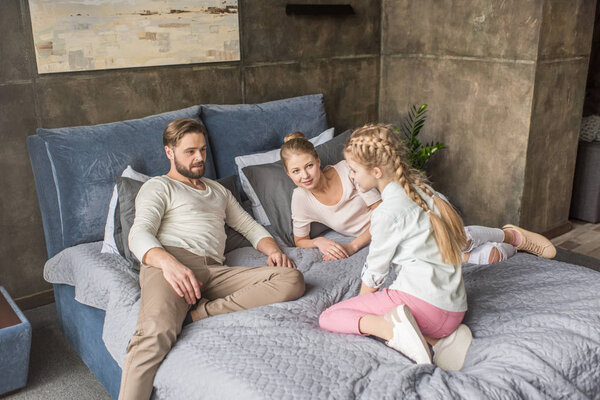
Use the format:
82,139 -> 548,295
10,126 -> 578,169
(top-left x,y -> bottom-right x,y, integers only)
162,261 -> 202,305
314,237 -> 350,260
257,237 -> 296,268
267,251 -> 296,268
143,247 -> 201,305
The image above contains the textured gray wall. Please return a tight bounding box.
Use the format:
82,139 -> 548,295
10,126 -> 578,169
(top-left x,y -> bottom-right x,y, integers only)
380,0 -> 595,231
1,0 -> 380,299
521,1 -> 596,232
380,0 -> 541,227
584,1 -> 600,116
2,0 -> 595,301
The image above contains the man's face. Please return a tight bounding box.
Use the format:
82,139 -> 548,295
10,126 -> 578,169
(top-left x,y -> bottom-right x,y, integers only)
168,133 -> 207,179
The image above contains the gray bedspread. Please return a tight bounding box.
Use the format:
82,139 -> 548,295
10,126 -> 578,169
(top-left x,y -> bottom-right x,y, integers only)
44,233 -> 600,399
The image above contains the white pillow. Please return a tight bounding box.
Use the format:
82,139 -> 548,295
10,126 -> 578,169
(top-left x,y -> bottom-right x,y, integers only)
235,127 -> 335,225
100,166 -> 151,254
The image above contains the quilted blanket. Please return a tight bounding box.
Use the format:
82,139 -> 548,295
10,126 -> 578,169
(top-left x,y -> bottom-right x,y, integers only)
44,233 -> 600,399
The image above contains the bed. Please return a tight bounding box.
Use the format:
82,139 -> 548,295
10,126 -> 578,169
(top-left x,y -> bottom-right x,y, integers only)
27,95 -> 600,399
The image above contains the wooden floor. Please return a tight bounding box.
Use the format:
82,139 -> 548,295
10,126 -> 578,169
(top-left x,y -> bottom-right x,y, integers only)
551,220 -> 600,260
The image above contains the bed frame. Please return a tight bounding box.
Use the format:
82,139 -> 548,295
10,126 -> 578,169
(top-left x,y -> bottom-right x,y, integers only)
54,284 -> 121,398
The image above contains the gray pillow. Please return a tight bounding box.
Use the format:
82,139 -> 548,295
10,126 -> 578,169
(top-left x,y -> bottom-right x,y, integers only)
116,175 -> 252,270
242,129 -> 352,246
116,177 -> 144,269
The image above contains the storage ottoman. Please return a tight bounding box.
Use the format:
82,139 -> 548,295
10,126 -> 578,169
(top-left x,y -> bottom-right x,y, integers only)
570,140 -> 600,223
0,286 -> 32,395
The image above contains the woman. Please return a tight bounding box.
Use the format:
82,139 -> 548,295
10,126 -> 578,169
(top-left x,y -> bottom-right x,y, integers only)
281,132 -> 381,261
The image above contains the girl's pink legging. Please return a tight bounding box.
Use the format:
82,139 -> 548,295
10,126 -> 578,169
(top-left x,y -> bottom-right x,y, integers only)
319,289 -> 465,339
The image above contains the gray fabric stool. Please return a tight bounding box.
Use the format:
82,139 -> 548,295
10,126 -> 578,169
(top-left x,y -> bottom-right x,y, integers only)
0,286 -> 31,395
570,140 -> 600,223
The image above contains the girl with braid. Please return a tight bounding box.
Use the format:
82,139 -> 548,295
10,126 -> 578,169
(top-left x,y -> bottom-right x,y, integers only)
281,132 -> 555,265
319,123 -> 536,370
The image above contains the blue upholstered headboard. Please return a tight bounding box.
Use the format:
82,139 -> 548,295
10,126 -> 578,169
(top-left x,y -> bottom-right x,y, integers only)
27,94 -> 328,258
26,106 -> 216,258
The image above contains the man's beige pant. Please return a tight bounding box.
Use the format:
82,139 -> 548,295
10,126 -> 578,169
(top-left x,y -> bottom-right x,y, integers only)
118,246 -> 305,400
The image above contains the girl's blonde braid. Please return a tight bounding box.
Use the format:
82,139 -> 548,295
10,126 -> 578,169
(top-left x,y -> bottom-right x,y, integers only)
356,135 -> 432,216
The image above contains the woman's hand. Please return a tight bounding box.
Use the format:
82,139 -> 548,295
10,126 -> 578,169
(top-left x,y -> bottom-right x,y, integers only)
322,243 -> 358,261
314,237 -> 350,260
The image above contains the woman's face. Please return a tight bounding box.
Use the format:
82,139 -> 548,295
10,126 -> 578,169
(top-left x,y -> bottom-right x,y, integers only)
285,152 -> 321,190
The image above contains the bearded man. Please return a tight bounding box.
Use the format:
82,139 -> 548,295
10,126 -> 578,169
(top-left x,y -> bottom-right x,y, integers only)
118,118 -> 305,400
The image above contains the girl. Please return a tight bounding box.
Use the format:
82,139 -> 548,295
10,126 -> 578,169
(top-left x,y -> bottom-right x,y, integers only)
319,123 -> 473,370
281,132 -> 556,264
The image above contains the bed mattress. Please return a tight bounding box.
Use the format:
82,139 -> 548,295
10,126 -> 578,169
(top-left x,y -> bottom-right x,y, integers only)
44,233 -> 600,399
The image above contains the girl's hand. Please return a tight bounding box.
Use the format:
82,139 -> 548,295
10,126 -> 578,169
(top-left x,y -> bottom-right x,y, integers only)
359,282 -> 378,296
314,237 -> 350,260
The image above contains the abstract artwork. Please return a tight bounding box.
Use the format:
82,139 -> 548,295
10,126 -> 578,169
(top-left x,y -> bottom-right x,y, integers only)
28,0 -> 239,74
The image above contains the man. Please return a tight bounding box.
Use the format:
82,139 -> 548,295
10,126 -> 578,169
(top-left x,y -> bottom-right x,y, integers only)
119,118 -> 305,400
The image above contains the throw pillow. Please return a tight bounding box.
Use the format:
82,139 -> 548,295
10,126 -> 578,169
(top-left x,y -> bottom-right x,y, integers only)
234,127 -> 334,225
242,129 -> 352,246
200,94 -> 328,182
101,166 -> 150,255
116,177 -> 145,269
116,175 -> 252,270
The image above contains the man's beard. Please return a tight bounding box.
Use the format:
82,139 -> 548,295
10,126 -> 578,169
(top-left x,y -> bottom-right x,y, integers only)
174,155 -> 205,179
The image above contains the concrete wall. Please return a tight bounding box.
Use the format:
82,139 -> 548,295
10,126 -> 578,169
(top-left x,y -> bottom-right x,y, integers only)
2,0 -> 595,301
521,1 -> 596,232
584,1 -> 600,116
380,0 -> 595,231
0,0 -> 380,300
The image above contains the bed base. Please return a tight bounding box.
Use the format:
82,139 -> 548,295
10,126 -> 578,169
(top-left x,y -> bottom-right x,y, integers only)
53,284 -> 121,399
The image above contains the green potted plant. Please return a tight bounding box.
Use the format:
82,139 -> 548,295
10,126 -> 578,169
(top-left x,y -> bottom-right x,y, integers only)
396,104 -> 446,171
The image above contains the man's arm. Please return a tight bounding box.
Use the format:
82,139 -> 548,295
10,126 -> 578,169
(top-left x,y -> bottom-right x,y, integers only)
223,189 -> 271,246
221,188 -> 296,267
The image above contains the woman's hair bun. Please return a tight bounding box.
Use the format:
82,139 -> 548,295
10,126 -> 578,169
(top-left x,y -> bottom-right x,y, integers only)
283,131 -> 307,143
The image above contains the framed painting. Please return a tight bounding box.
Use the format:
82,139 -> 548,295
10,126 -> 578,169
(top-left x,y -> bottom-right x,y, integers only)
28,0 -> 240,74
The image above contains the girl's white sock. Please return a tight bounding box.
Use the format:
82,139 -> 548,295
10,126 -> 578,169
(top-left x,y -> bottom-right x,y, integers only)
465,242 -> 516,265
464,225 -> 505,252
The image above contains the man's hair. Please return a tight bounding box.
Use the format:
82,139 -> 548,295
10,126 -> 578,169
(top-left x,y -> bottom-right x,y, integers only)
163,118 -> 208,148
